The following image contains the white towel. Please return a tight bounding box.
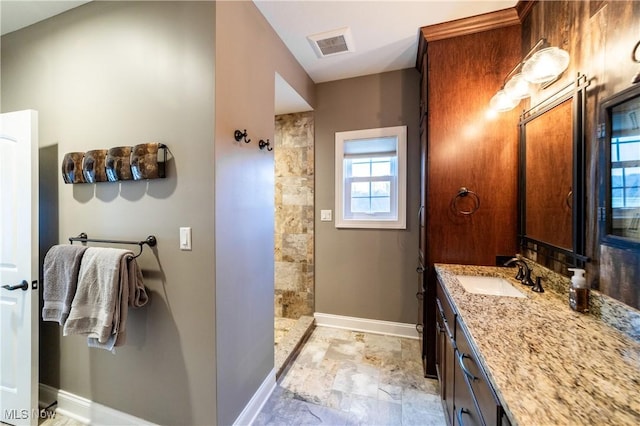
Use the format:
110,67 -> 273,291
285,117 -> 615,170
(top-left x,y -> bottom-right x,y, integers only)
42,245 -> 89,325
63,247 -> 148,352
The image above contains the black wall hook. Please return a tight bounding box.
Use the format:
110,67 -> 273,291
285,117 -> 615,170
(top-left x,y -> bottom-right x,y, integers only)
234,129 -> 251,144
259,139 -> 273,151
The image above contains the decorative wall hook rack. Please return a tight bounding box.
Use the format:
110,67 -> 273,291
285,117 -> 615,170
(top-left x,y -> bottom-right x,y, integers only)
259,139 -> 273,151
69,232 -> 157,259
234,129 -> 251,144
62,143 -> 168,184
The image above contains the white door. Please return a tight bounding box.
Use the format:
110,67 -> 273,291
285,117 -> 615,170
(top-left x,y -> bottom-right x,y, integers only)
0,110 -> 39,426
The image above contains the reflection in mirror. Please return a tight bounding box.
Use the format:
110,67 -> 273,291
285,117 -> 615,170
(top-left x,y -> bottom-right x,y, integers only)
519,75 -> 589,269
610,97 -> 640,240
602,85 -> 640,244
525,98 -> 573,249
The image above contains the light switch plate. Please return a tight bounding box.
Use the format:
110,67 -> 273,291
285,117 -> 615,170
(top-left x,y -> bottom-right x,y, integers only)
320,209 -> 332,221
180,227 -> 192,250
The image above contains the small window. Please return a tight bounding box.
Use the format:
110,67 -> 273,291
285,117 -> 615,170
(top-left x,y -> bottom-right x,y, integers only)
335,126 -> 407,229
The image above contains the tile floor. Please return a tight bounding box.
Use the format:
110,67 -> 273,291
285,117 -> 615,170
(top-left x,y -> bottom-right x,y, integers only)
255,326 -> 447,425
34,326 -> 445,426
37,411 -> 83,426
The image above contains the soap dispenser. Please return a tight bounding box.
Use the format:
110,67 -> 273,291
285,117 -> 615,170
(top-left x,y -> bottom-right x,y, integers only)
568,268 -> 589,313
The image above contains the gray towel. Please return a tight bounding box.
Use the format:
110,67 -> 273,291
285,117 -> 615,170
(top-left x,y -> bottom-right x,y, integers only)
42,244 -> 89,325
87,253 -> 148,352
63,247 -> 148,353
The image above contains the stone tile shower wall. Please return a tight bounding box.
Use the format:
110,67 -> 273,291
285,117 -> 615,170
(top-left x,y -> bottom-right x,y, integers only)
274,112 -> 314,318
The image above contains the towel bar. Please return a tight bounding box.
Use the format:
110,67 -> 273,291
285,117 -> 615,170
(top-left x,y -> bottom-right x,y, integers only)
69,233 -> 157,259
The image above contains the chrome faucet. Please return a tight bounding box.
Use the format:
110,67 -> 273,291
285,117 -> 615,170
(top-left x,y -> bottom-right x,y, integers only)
504,258 -> 535,286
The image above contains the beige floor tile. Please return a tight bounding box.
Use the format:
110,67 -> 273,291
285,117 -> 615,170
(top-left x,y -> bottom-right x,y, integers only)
260,326 -> 446,425
38,412 -> 85,426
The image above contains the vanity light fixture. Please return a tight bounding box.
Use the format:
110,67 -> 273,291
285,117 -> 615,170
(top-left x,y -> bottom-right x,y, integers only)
504,73 -> 532,100
490,38 -> 570,113
521,46 -> 570,84
489,89 -> 519,112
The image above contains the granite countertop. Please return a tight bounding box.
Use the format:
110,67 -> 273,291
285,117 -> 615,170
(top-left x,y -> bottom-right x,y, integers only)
435,263 -> 640,426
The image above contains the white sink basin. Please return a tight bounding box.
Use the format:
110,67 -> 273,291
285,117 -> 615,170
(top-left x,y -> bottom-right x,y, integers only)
455,275 -> 526,298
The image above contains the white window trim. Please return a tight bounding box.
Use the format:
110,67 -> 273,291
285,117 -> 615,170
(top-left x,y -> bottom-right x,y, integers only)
335,125 -> 407,229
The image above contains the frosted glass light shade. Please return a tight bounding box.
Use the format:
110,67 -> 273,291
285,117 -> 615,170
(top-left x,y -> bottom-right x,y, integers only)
522,47 -> 570,84
504,73 -> 531,100
489,90 -> 518,112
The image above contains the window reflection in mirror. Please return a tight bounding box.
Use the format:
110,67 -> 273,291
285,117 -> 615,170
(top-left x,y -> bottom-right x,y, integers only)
609,96 -> 640,240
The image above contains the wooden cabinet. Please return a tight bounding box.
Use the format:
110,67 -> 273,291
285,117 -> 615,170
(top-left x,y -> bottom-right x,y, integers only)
418,50 -> 428,266
418,113 -> 427,265
456,319 -> 506,426
417,10 -> 521,377
435,298 -> 446,386
436,286 -> 456,424
424,25 -> 520,267
453,359 -> 484,426
436,278 -> 456,424
416,261 -> 425,373
420,112 -> 436,378
436,276 -> 509,426
418,48 -> 435,378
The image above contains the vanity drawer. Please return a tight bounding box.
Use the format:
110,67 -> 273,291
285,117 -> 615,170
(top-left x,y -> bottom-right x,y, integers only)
456,319 -> 501,426
436,277 -> 456,338
453,348 -> 483,426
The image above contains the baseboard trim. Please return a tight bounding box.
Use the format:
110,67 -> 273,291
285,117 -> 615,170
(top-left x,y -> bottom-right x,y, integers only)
233,369 -> 276,426
39,384 -> 156,425
314,312 -> 419,339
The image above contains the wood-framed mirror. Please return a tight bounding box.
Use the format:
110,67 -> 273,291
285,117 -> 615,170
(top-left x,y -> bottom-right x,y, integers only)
518,74 -> 589,269
599,83 -> 640,251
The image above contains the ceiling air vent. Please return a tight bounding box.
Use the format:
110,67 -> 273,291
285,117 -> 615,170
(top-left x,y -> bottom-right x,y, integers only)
307,27 -> 355,58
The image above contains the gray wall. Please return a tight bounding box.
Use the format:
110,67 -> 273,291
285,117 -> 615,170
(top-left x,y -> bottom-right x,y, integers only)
315,69 -> 421,324
2,1 -> 315,424
2,2 -> 216,424
214,2 -> 314,425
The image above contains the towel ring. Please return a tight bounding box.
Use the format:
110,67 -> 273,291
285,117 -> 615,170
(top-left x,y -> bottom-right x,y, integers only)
451,187 -> 480,215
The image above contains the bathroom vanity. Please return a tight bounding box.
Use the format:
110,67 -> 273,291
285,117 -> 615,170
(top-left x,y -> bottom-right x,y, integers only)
434,263 -> 640,426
